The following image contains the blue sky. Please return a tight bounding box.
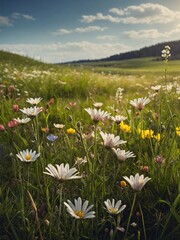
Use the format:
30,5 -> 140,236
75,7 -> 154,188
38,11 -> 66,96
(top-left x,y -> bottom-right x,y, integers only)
1,0 -> 180,63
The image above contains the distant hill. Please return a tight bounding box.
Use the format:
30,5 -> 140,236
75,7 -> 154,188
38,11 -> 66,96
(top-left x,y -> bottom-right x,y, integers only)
67,40 -> 180,64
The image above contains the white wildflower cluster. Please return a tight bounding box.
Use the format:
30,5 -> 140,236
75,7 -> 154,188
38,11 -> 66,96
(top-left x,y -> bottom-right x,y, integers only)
161,45 -> 171,62
115,87 -> 124,104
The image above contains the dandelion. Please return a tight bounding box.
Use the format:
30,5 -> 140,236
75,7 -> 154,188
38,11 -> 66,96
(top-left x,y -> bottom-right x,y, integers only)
14,117 -> 31,124
64,197 -> 95,219
16,149 -> 40,162
26,97 -> 42,105
66,128 -> 76,134
43,163 -> 82,181
130,97 -> 151,111
112,148 -> 136,162
123,173 -> 151,191
20,106 -> 43,116
100,132 -> 126,149
104,199 -> 126,215
111,115 -> 127,124
85,108 -> 111,123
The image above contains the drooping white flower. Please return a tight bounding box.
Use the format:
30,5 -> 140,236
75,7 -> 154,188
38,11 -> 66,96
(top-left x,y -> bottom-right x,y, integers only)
85,108 -> 111,123
26,97 -> 42,105
100,131 -> 126,149
123,173 -> 151,191
64,197 -> 95,219
130,97 -> 151,111
111,115 -> 127,124
53,123 -> 65,129
43,163 -> 82,181
14,117 -> 31,124
20,106 -> 43,116
16,149 -> 40,162
104,199 -> 126,215
112,148 -> 136,162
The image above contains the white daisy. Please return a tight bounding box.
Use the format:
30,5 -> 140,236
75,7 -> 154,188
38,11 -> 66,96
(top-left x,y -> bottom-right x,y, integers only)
130,97 -> 151,111
123,173 -> 151,191
85,108 -> 111,123
111,115 -> 127,124
26,97 -> 42,105
100,132 -> 126,149
104,199 -> 126,215
20,106 -> 43,116
16,149 -> 40,162
14,117 -> 31,124
112,148 -> 136,162
64,197 -> 95,219
43,163 -> 82,181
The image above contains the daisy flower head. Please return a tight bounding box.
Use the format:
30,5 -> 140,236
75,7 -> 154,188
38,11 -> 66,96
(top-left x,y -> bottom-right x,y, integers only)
16,149 -> 40,162
85,108 -> 111,123
93,102 -> 103,109
14,117 -> 31,124
20,106 -> 43,116
123,173 -> 151,191
130,97 -> 151,111
111,115 -> 127,124
112,148 -> 136,162
64,197 -> 95,219
104,199 -> 126,215
100,131 -> 126,149
26,97 -> 42,105
43,163 -> 82,181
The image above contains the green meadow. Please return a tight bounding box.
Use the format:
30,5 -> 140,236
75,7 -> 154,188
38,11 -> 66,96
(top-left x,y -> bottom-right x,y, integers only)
0,50 -> 179,240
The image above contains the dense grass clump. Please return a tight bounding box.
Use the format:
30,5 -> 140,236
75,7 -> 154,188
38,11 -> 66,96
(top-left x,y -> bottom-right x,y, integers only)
0,50 -> 179,240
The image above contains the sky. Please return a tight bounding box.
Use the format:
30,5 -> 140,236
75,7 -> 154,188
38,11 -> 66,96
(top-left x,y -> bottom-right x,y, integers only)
1,0 -> 180,63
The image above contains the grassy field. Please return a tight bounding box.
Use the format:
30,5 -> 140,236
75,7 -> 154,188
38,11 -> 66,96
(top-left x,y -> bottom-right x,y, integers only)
0,50 -> 179,240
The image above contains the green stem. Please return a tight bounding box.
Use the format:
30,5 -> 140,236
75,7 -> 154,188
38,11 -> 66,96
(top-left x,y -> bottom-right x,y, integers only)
138,203 -> 147,240
124,192 -> 137,240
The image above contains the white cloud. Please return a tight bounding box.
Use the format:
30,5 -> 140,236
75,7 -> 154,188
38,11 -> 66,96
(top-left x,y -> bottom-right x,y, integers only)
97,35 -> 116,41
12,12 -> 35,21
0,16 -> 12,26
53,25 -> 107,35
124,24 -> 180,39
81,3 -> 180,24
0,41 -> 132,63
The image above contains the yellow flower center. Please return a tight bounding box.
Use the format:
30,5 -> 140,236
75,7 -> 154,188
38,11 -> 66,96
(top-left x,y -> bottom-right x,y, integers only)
109,207 -> 118,214
25,154 -> 31,161
74,210 -> 85,218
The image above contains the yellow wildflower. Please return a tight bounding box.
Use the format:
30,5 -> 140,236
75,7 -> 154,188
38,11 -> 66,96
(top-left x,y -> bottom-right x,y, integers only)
67,128 -> 76,134
140,129 -> 154,139
154,133 -> 161,141
120,180 -> 127,187
120,121 -> 131,133
176,127 -> 180,136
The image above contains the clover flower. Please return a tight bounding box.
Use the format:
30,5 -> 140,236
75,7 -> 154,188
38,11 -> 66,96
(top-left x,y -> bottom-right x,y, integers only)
16,149 -> 40,162
130,97 -> 150,111
26,97 -> 42,105
100,132 -> 126,149
104,199 -> 126,215
112,148 -> 136,162
64,197 -> 95,219
43,163 -> 82,181
20,106 -> 43,116
123,173 -> 151,191
85,108 -> 111,123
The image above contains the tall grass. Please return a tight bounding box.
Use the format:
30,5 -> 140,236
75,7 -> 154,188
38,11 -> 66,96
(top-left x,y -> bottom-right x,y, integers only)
0,50 -> 179,240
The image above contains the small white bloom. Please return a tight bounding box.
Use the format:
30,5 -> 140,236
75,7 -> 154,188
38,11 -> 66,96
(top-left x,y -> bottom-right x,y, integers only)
112,148 -> 136,162
64,197 -> 95,219
75,156 -> 87,165
14,117 -> 31,124
16,149 -> 40,162
100,131 -> 126,148
151,85 -> 161,92
123,173 -> 151,191
53,123 -> 65,129
20,106 -> 43,116
111,115 -> 127,124
130,97 -> 151,110
104,199 -> 126,215
26,97 -> 42,105
85,108 -> 111,123
43,163 -> 82,181
93,102 -> 103,108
